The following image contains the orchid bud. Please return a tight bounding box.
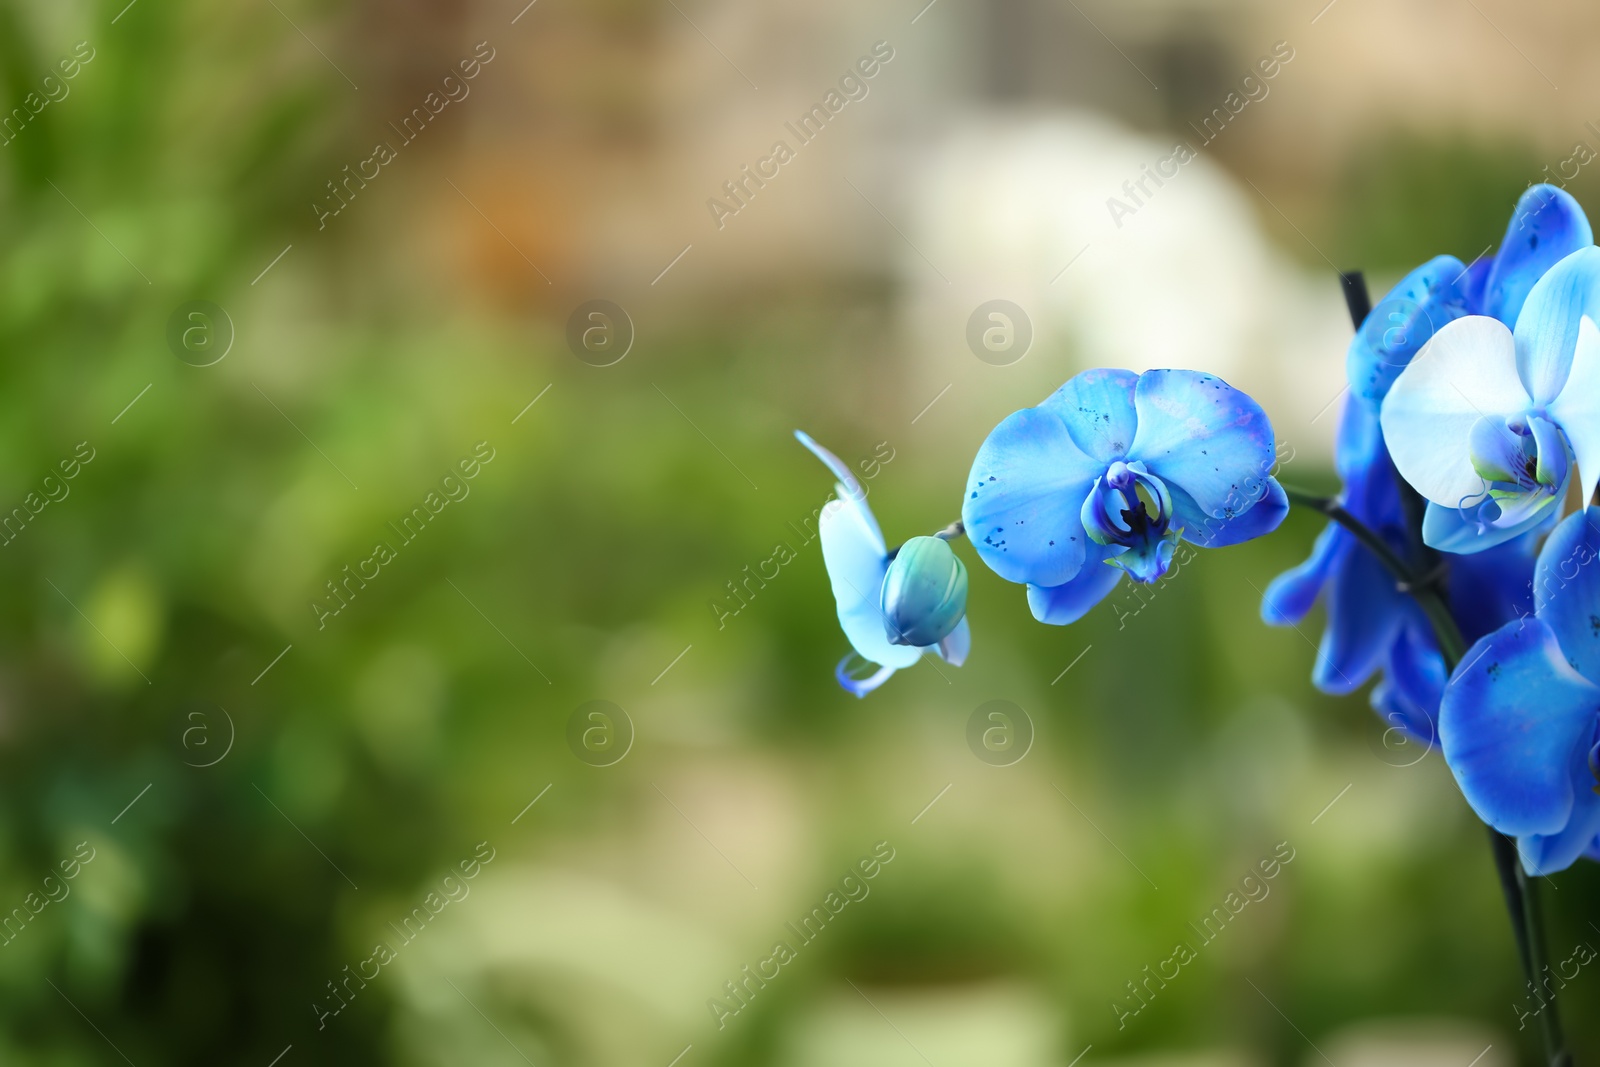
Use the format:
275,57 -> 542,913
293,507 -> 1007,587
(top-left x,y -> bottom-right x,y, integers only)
880,535 -> 968,647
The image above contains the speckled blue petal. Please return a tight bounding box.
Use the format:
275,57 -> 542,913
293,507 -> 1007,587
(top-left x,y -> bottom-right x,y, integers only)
1483,184 -> 1594,326
1460,254 -> 1494,313
1171,477 -> 1287,548
1440,618 -> 1600,837
1532,506 -> 1600,681
1038,368 -> 1139,466
962,406 -> 1101,587
1026,545 -> 1124,625
1126,369 -> 1277,521
1512,246 -> 1600,404
1261,523 -> 1345,626
1347,255 -> 1472,405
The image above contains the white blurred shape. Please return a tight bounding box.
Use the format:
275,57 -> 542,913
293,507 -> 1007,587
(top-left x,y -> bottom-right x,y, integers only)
782,981 -> 1059,1067
897,110 -> 1348,461
1316,1018 -> 1508,1067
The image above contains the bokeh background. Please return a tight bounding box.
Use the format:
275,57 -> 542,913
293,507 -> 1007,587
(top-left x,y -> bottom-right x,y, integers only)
0,0 -> 1597,1063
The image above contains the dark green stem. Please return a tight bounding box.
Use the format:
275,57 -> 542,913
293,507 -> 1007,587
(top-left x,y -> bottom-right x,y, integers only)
1517,860 -> 1573,1066
1280,485 -> 1468,667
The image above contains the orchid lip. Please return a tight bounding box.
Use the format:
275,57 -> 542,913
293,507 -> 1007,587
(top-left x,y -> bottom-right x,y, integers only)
1084,463 -> 1180,584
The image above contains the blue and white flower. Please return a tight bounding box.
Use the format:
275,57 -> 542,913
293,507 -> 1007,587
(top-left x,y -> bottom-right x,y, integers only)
963,368 -> 1287,624
1348,184 -> 1592,406
796,430 -> 969,697
1381,246 -> 1600,553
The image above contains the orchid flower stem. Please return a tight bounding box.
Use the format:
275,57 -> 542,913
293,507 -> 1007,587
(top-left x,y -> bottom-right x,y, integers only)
1514,840 -> 1572,1066
1280,486 -> 1469,666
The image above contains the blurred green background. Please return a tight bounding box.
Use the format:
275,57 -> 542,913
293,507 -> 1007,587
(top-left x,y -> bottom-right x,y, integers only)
0,0 -> 1597,1063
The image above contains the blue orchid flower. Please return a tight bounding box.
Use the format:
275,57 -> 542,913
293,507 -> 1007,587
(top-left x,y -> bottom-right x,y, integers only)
1260,399 -> 1536,742
1441,507 -> 1600,874
1381,246 -> 1600,553
1264,187 -> 1586,739
796,430 -> 969,697
963,368 -> 1288,624
1263,399 -> 1535,742
1348,184 -> 1592,406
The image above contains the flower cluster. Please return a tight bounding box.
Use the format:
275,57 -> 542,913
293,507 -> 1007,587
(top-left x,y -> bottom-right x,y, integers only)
798,368 -> 1286,695
796,182 -> 1600,875
795,431 -> 969,697
1268,183 -> 1600,872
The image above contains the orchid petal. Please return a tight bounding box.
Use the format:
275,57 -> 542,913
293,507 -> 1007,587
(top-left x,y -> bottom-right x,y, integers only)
1528,414 -> 1569,488
1127,369 -> 1277,520
835,654 -> 897,698
1026,545 -> 1124,625
1334,396 -> 1384,485
1460,254 -> 1493,313
1440,618 -> 1600,836
1171,477 -> 1288,548
1261,523 -> 1345,626
1532,506 -> 1600,682
795,429 -> 869,504
1038,367 -> 1139,466
1380,316 -> 1530,508
1448,531 -> 1540,646
1519,783 -> 1600,876
1315,528 -> 1406,695
1482,184 -> 1593,325
934,616 -> 971,666
1511,245 -> 1600,404
799,432 -> 921,671
1372,622 -> 1446,749
1422,497 -> 1554,554
963,406 -> 1101,587
1347,255 -> 1472,404
1546,315 -> 1600,506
